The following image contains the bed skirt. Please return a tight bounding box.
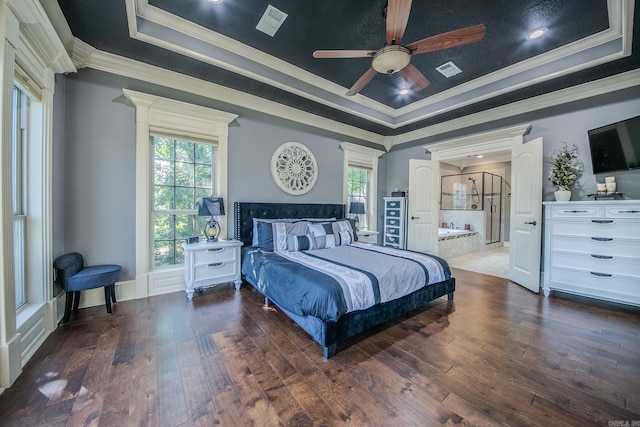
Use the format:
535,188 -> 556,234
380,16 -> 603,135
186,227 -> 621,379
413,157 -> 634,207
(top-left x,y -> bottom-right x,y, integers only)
243,275 -> 455,358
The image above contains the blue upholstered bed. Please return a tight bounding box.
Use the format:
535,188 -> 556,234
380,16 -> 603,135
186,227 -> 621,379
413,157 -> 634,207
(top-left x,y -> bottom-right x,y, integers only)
234,201 -> 456,358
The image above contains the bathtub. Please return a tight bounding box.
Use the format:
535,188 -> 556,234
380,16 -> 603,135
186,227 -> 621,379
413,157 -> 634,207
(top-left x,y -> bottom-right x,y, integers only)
438,228 -> 471,238
438,228 -> 479,259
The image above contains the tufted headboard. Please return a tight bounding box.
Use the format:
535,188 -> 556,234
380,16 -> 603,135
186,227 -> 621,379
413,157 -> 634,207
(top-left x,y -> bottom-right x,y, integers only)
234,202 -> 346,247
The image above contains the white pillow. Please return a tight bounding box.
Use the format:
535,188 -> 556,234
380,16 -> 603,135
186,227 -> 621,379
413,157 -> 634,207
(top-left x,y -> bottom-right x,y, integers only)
332,220 -> 355,246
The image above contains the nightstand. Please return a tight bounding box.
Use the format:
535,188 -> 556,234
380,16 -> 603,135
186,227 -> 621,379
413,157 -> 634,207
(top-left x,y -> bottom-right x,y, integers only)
357,230 -> 379,244
182,239 -> 243,299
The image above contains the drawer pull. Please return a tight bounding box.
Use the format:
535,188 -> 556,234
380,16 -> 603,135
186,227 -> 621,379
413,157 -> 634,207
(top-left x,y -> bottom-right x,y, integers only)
591,237 -> 613,242
591,254 -> 613,260
207,262 -> 225,268
563,210 -> 588,213
590,272 -> 612,278
618,210 -> 640,213
591,219 -> 614,224
208,248 -> 225,252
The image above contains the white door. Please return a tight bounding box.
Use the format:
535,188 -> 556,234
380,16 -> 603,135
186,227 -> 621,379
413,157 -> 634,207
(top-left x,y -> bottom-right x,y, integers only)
509,137 -> 543,292
407,159 -> 439,255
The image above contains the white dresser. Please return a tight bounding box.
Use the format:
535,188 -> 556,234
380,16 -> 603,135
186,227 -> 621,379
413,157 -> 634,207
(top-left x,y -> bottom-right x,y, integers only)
542,201 -> 640,306
383,197 -> 408,249
183,239 -> 243,299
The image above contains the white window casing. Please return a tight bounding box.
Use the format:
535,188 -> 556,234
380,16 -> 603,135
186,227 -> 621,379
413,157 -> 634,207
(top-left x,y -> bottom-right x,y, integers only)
340,142 -> 385,232
123,89 -> 237,298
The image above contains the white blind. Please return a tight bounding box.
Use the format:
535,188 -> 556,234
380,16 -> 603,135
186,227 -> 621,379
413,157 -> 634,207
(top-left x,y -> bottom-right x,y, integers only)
14,64 -> 41,100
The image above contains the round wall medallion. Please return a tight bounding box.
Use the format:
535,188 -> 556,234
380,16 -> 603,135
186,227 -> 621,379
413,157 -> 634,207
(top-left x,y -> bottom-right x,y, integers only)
271,142 -> 318,195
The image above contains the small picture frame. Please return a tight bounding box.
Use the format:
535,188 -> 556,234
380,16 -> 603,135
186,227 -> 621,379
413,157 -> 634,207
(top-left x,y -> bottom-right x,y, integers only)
186,236 -> 200,244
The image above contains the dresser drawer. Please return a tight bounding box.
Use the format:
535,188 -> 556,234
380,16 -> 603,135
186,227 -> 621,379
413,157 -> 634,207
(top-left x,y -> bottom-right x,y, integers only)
605,206 -> 640,219
386,226 -> 399,235
194,261 -> 237,282
548,267 -> 640,296
551,205 -> 602,218
385,209 -> 400,217
550,251 -> 640,276
550,219 -> 640,239
385,235 -> 400,245
386,200 -> 401,208
550,235 -> 640,257
194,246 -> 236,265
386,218 -> 401,227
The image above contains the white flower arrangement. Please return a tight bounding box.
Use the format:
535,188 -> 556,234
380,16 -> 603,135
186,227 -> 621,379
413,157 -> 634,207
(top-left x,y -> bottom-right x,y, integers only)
548,142 -> 584,190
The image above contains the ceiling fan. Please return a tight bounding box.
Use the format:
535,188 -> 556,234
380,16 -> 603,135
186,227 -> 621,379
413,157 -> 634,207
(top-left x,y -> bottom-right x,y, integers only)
313,0 -> 486,96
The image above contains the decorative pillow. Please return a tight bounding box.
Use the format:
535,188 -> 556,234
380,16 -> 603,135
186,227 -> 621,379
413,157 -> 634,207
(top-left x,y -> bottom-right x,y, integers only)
338,230 -> 353,246
256,221 -> 310,251
287,234 -> 316,251
307,222 -> 336,249
252,217 -> 336,246
332,220 -> 355,246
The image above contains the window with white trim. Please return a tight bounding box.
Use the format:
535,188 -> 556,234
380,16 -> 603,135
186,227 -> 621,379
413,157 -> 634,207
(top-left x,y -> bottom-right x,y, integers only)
340,142 -> 384,233
347,166 -> 371,230
152,135 -> 216,266
123,89 -> 237,296
12,85 -> 27,309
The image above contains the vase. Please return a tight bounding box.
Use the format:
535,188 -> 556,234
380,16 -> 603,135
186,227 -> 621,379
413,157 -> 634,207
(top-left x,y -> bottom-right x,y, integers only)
554,188 -> 572,201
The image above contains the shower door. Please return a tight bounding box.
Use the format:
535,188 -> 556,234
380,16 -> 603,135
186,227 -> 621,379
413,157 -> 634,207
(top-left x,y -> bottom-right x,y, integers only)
484,173 -> 502,244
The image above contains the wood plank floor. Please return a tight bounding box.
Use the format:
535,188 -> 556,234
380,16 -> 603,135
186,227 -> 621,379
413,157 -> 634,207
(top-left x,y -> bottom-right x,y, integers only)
1,268 -> 639,426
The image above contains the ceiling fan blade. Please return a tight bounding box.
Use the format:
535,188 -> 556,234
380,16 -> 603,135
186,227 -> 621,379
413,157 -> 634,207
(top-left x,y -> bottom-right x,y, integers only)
346,68 -> 377,96
399,64 -> 430,91
386,0 -> 413,46
406,24 -> 486,55
313,50 -> 376,59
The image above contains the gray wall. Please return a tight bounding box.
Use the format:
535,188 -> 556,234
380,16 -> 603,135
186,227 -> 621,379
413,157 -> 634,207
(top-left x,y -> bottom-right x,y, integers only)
228,115 -> 345,205
60,71 -> 137,279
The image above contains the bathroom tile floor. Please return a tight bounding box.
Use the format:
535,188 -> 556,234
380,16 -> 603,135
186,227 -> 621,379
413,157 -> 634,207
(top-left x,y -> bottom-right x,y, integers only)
446,245 -> 509,279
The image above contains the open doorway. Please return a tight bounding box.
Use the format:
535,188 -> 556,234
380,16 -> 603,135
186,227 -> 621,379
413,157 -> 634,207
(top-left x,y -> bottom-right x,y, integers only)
438,162 -> 511,278
408,124 -> 543,292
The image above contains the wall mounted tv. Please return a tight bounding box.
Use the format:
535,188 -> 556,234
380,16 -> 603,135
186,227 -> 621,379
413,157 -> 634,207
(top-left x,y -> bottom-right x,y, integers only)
588,114 -> 640,174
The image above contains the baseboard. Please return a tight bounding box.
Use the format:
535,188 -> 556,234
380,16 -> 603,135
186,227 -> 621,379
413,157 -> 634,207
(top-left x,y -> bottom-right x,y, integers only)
77,279 -> 137,310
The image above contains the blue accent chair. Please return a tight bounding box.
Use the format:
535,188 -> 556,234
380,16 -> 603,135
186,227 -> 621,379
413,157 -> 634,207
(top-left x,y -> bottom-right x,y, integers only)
54,253 -> 121,324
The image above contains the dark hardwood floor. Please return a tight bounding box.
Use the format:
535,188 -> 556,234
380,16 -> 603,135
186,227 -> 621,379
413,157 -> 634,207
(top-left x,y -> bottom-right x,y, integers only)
1,268 -> 639,426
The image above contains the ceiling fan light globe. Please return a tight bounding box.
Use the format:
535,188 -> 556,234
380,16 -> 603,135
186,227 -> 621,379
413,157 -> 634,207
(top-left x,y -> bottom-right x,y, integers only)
372,46 -> 411,74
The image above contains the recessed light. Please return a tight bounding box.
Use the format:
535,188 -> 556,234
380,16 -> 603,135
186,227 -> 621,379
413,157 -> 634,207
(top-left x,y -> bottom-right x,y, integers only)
399,88 -> 409,95
208,0 -> 223,3
527,26 -> 548,40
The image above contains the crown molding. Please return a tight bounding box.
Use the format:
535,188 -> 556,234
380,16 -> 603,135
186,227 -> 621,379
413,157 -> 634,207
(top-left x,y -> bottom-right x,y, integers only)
7,0 -> 75,73
85,49 -> 387,146
391,68 -> 640,148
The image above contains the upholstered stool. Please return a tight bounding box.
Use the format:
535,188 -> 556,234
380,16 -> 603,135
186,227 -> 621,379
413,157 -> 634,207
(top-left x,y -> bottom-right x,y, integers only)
54,252 -> 121,324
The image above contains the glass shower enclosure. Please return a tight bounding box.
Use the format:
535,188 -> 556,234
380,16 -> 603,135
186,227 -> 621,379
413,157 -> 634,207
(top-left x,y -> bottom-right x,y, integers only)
440,172 -> 503,244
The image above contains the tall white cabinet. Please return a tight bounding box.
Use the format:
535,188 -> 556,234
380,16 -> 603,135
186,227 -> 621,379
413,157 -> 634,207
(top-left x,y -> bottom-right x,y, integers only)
383,197 -> 408,249
543,201 -> 640,306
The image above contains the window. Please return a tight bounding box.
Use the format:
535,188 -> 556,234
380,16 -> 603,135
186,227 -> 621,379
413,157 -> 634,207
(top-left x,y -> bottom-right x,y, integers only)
12,86 -> 27,309
125,89 -> 237,297
347,166 -> 371,229
153,136 -> 215,266
340,142 -> 384,232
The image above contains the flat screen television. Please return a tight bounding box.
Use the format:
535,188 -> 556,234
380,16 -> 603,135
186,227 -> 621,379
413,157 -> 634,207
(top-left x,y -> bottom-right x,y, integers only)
588,114 -> 640,174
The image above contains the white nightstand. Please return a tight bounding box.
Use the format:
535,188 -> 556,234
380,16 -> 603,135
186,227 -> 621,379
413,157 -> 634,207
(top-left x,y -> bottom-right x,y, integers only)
182,239 -> 243,299
357,230 -> 379,244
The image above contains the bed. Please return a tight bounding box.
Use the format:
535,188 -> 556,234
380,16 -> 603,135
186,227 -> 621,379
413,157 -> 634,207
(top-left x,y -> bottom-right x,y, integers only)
234,201 -> 456,358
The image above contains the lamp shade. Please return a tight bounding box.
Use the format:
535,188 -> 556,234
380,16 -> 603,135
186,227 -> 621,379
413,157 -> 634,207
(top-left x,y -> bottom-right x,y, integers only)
198,197 -> 225,216
349,201 -> 365,215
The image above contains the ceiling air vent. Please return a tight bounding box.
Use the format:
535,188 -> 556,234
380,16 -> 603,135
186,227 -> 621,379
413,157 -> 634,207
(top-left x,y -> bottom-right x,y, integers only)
436,61 -> 462,78
256,5 -> 288,37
